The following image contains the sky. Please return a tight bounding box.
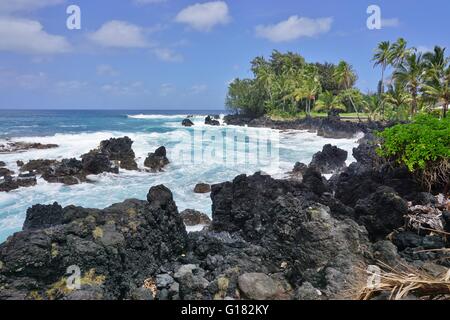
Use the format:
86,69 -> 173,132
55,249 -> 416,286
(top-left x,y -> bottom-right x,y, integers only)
0,0 -> 449,110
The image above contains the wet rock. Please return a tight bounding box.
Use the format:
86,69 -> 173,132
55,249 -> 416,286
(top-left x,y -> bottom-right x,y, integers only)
352,143 -> 380,169
42,158 -> 86,185
180,210 -> 211,226
194,183 -> 211,194
354,186 -> 408,241
0,167 -> 14,177
23,202 -> 64,231
147,185 -> 175,210
182,119 -> 194,127
21,159 -> 57,175
16,160 -> 24,167
0,161 -> 5,167
0,174 -> 37,192
144,146 -> 169,172
302,167 -> 329,196
98,137 -> 138,170
81,152 -> 118,175
0,142 -> 58,153
309,144 -> 348,174
205,116 -> 220,126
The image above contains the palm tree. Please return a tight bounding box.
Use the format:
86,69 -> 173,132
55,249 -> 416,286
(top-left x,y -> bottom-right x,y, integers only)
334,61 -> 360,120
383,83 -> 412,120
390,38 -> 412,67
315,91 -> 346,113
422,46 -> 450,118
362,95 -> 383,121
393,52 -> 425,117
373,41 -> 392,95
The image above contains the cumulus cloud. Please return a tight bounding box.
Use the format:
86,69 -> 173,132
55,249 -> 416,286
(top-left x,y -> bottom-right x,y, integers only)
0,0 -> 63,13
88,21 -> 149,48
381,18 -> 400,28
152,48 -> 183,62
255,15 -> 333,43
0,17 -> 71,54
175,1 -> 230,31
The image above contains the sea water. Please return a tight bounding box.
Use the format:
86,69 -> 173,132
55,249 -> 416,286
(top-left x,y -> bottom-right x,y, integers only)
0,110 -> 361,242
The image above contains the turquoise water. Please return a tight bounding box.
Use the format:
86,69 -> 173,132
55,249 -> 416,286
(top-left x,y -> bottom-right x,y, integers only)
0,110 -> 361,242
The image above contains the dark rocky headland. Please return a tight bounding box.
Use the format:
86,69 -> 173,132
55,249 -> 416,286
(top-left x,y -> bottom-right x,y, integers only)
0,116 -> 448,300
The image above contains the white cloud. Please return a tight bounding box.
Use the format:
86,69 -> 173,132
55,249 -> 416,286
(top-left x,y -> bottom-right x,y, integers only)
88,21 -> 149,48
190,84 -> 207,95
0,17 -> 71,54
96,64 -> 119,76
0,69 -> 48,89
152,48 -> 183,62
0,0 -> 63,13
381,18 -> 400,28
255,15 -> 332,43
175,1 -> 230,31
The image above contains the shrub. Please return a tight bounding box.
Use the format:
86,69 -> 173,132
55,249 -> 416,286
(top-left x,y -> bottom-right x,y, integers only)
377,114 -> 450,192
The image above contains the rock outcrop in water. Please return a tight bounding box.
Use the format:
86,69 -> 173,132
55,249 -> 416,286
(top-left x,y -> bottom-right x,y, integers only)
182,119 -> 194,127
0,142 -> 58,154
309,144 -> 348,174
96,137 -> 138,171
205,116 -> 220,126
144,146 -> 169,172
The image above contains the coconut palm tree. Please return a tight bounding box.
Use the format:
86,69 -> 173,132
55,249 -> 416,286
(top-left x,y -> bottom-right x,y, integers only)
383,83 -> 412,120
373,41 -> 392,95
334,61 -> 360,120
362,95 -> 383,121
393,52 -> 425,117
390,38 -> 412,67
315,91 -> 346,113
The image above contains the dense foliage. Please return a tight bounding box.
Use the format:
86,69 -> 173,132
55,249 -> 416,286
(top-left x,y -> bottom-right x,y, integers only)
377,115 -> 450,191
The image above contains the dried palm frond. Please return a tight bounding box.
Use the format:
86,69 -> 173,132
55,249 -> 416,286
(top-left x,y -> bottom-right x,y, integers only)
356,261 -> 450,300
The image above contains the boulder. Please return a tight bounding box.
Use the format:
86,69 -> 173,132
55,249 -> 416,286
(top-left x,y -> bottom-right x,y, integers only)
238,273 -> 280,300
21,159 -> 57,175
0,167 -> 14,177
16,160 -> 24,167
0,188 -> 187,300
81,152 -> 118,175
42,158 -> 86,185
23,202 -> 64,231
352,143 -> 380,169
0,174 -> 37,192
0,161 -> 5,167
182,119 -> 194,127
205,116 -> 220,126
354,186 -> 408,240
309,144 -> 348,174
98,137 -> 138,170
144,147 -> 169,172
194,183 -> 211,194
180,209 -> 211,226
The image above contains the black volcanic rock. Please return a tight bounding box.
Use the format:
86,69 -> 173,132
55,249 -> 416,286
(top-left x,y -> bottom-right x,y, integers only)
42,158 -> 86,185
309,144 -> 348,174
182,119 -> 194,127
81,152 -> 118,175
98,137 -> 138,170
144,147 -> 169,172
180,209 -> 211,226
0,188 -> 187,300
24,202 -> 64,231
205,116 -> 220,126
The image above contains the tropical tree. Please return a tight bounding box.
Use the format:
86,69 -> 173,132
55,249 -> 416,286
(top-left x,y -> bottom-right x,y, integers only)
422,46 -> 450,118
390,38 -> 412,67
362,94 -> 383,121
315,91 -> 346,112
334,61 -> 360,119
383,83 -> 412,120
373,41 -> 392,95
393,52 -> 425,117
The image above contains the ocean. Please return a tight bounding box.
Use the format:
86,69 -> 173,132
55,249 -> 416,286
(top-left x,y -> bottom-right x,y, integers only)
0,110 -> 361,242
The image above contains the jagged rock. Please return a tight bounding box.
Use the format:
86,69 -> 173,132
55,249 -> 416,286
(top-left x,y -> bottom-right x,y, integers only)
0,161 -> 5,167
180,210 -> 211,226
23,202 -> 64,231
182,119 -> 194,127
309,144 -> 348,174
42,158 -> 86,185
352,143 -> 380,168
0,167 -> 14,177
16,160 -> 24,167
98,137 -> 138,170
0,187 -> 187,300
294,282 -> 323,300
302,167 -> 329,196
81,152 -> 118,175
0,174 -> 37,192
144,146 -> 169,172
205,116 -> 220,126
147,184 -> 175,210
354,186 -> 408,240
194,183 -> 211,194
21,159 -> 57,175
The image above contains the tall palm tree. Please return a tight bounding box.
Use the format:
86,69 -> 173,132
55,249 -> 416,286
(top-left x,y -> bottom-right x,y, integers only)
362,95 -> 383,121
373,41 -> 392,95
393,52 -> 425,117
315,91 -> 346,113
390,38 -> 411,67
422,46 -> 449,118
334,61 -> 360,120
383,83 -> 412,120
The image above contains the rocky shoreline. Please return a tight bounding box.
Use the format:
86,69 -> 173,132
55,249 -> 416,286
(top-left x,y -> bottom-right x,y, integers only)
0,117 -> 449,300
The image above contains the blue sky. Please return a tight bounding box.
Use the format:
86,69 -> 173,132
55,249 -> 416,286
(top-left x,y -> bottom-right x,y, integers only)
0,0 -> 448,110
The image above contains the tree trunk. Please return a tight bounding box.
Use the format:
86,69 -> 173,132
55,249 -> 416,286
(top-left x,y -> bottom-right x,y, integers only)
444,102 -> 448,118
348,96 -> 361,122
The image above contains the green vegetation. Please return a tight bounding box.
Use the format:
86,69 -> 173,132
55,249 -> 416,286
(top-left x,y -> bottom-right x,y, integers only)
226,39 -> 449,120
377,115 -> 450,191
